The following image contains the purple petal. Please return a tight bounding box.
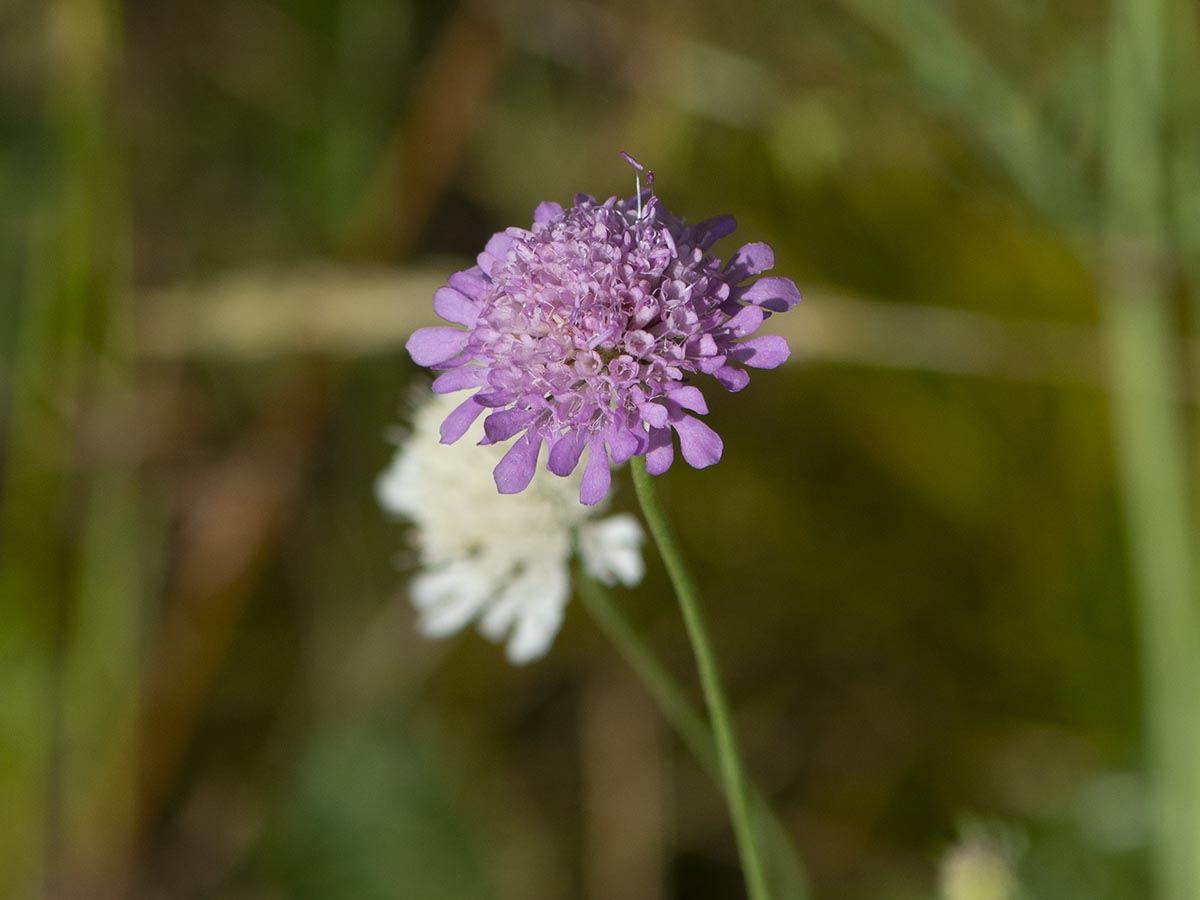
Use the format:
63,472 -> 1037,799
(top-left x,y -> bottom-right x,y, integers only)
433,286 -> 479,326
664,385 -> 708,414
714,365 -> 751,392
407,326 -> 467,367
607,428 -> 640,464
432,366 -> 486,394
639,402 -> 669,428
673,416 -> 723,469
477,232 -> 514,275
725,304 -> 765,338
738,276 -> 801,312
686,333 -> 718,358
448,266 -> 488,300
494,432 -> 541,494
533,201 -> 564,224
662,227 -> 677,256
473,391 -> 515,408
631,428 -> 650,456
688,214 -> 737,249
440,394 -> 486,444
645,427 -> 674,475
724,242 -> 774,283
485,231 -> 513,257
547,430 -> 586,476
732,335 -> 791,369
483,408 -> 534,443
580,442 -> 612,506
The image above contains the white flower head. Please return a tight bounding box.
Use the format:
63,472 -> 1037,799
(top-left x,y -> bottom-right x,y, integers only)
378,391 -> 645,664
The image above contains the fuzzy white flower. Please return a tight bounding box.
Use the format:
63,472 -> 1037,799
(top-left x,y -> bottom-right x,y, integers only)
377,391 -> 646,664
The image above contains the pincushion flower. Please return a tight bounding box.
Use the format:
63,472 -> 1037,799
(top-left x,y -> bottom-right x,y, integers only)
377,392 -> 645,664
406,162 -> 801,505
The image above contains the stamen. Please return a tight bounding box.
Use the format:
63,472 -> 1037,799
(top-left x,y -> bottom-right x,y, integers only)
619,151 -> 644,172
621,150 -> 646,220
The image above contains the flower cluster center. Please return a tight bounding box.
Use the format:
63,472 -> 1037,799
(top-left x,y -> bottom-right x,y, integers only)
471,202 -> 727,435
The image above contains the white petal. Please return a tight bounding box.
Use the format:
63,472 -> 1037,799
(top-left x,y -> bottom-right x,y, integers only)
411,565 -> 494,636
506,610 -> 562,664
578,514 -> 646,587
504,564 -> 570,664
381,392 -> 629,664
478,584 -> 522,640
375,448 -> 418,517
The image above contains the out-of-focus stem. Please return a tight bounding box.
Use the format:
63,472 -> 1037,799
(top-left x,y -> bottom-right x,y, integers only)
1102,2 -> 1200,899
829,0 -> 1088,222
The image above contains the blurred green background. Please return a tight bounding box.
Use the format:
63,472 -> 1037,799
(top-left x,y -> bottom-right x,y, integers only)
2,0 -> 1198,899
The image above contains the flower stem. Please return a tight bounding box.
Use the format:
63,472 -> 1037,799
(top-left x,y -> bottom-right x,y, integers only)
629,456 -> 771,900
576,571 -> 810,900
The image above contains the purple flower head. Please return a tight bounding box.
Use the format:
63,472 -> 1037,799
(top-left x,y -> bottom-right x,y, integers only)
406,160 -> 801,506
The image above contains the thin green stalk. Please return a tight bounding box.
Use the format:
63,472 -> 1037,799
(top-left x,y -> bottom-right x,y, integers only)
629,456 -> 770,900
1102,287 -> 1199,900
576,572 -> 810,900
0,0 -> 121,892
1102,1 -> 1200,899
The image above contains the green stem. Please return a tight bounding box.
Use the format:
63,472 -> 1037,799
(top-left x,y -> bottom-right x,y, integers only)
629,456 -> 771,900
576,572 -> 810,900
1102,1 -> 1200,898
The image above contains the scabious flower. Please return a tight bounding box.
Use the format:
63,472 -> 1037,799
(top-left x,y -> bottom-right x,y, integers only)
406,159 -> 801,505
377,392 -> 645,664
